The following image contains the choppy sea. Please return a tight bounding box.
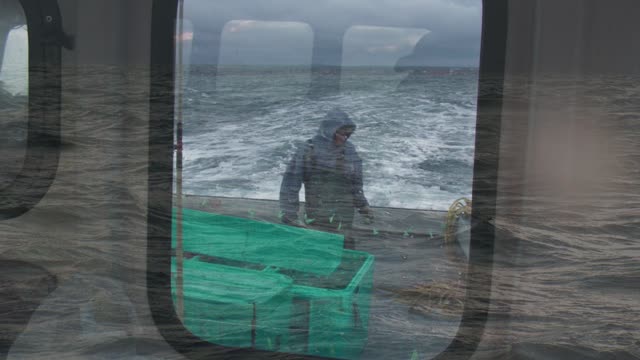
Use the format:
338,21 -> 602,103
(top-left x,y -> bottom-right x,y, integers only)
180,65 -> 478,210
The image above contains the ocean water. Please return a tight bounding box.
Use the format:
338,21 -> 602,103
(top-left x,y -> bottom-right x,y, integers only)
180,65 -> 478,210
483,75 -> 640,359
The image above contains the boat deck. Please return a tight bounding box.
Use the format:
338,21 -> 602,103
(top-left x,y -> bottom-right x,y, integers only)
178,195 -> 470,359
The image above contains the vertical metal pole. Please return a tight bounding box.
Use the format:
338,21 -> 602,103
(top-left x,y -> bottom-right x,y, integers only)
175,0 -> 185,320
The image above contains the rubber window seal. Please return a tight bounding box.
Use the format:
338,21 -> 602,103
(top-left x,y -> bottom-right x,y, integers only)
0,0 -> 70,220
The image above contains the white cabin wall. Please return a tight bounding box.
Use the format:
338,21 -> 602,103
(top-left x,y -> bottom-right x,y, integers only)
58,0 -> 165,339
2,0 -> 174,351
477,0 -> 639,355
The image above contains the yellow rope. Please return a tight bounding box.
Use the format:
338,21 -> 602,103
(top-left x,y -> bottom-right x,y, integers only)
444,197 -> 471,243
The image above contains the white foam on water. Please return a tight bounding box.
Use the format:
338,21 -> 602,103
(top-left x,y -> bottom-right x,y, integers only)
180,69 -> 478,210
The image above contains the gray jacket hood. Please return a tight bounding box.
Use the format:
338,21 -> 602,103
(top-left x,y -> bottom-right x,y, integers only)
318,108 -> 357,140
279,107 -> 369,221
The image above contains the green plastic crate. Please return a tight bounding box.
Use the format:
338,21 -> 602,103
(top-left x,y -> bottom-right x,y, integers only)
171,257 -> 293,350
173,208 -> 344,275
173,251 -> 375,359
271,249 -> 375,360
171,208 -> 375,358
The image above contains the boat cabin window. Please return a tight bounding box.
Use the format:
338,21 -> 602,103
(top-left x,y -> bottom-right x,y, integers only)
0,2 -> 28,189
217,20 -> 313,98
166,0 -> 483,358
0,0 -> 62,220
341,26 -> 430,91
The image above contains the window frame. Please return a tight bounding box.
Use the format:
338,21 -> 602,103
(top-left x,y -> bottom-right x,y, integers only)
0,0 -> 64,220
147,0 -> 503,358
433,0 -> 506,357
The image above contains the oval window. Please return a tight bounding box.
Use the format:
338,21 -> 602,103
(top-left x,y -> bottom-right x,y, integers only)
0,0 -> 63,220
0,3 -> 28,190
149,0 -> 487,359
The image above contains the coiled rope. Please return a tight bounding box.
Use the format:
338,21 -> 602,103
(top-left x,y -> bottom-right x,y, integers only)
444,197 -> 471,244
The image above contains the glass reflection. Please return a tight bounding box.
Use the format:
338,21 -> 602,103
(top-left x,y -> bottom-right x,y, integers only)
172,0 -> 481,358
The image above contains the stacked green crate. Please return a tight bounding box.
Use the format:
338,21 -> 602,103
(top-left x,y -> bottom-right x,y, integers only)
172,258 -> 292,351
173,208 -> 344,275
275,250 -> 375,359
172,208 -> 376,359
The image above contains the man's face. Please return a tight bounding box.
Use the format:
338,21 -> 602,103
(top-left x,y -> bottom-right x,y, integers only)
334,127 -> 354,146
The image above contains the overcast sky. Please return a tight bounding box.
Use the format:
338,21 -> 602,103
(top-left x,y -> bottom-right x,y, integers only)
180,0 -> 482,67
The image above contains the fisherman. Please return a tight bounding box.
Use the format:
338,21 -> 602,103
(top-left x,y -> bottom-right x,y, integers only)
279,108 -> 373,249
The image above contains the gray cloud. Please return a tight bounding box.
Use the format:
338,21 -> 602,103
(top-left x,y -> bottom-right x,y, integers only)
182,0 -> 482,66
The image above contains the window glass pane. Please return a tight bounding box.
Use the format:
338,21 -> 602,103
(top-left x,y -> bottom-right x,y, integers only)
172,1 -> 482,359
216,20 -> 313,99
341,26 -> 429,92
0,3 -> 28,189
